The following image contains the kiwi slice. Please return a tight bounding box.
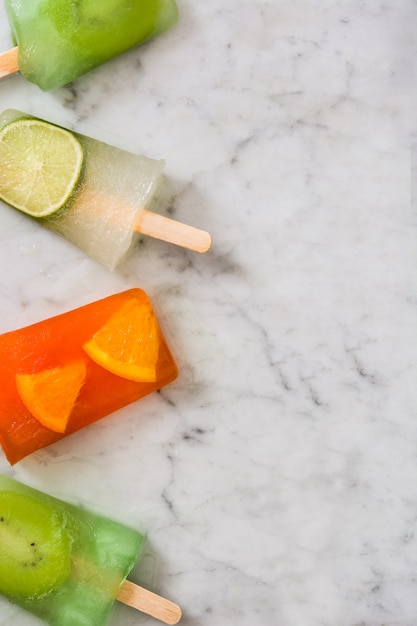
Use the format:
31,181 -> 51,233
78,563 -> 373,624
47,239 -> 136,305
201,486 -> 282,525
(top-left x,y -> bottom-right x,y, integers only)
0,491 -> 72,598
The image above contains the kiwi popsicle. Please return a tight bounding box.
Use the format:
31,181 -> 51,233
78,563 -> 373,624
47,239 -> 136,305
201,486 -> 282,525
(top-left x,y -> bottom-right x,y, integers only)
0,288 -> 178,465
1,0 -> 178,91
0,474 -> 182,625
0,109 -> 211,270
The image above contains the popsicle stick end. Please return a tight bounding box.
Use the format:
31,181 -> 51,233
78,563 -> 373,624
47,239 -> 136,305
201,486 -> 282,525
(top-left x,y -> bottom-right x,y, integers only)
117,579 -> 182,624
135,209 -> 212,254
197,231 -> 212,253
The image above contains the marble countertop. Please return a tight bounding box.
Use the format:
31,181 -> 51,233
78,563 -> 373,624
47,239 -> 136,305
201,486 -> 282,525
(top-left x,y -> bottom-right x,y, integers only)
0,2 -> 415,625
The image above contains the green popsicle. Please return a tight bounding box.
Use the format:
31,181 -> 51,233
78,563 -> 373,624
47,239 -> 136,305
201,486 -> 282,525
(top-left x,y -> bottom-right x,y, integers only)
0,474 -> 182,625
2,0 -> 178,90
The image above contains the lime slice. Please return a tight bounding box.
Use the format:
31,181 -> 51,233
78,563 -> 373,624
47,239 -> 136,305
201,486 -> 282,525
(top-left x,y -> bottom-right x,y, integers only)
0,119 -> 83,217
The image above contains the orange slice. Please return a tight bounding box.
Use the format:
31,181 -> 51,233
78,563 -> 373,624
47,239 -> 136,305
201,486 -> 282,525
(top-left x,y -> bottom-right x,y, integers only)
16,361 -> 87,433
83,298 -> 160,382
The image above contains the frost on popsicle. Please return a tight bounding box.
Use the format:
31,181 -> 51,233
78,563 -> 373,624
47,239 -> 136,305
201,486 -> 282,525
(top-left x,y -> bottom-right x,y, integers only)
0,289 -> 178,465
5,0 -> 179,91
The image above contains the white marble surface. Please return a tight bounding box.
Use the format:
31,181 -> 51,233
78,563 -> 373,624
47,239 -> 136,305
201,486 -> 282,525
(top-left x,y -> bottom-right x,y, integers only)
0,1 -> 416,625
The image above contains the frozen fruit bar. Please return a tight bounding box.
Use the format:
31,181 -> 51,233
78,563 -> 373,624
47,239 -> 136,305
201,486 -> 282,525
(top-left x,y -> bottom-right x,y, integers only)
2,0 -> 178,91
0,109 -> 211,270
0,474 -> 182,625
0,288 -> 178,465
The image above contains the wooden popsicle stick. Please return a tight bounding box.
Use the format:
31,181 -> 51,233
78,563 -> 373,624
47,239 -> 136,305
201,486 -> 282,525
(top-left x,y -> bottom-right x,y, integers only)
117,579 -> 182,625
135,209 -> 211,253
0,47 -> 19,78
76,187 -> 211,254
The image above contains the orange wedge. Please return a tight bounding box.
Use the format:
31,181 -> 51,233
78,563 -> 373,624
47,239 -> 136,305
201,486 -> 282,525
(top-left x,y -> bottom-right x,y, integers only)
83,298 -> 160,382
15,361 -> 87,433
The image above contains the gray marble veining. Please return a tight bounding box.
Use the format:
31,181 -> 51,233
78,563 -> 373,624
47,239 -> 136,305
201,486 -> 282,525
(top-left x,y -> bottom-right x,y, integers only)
0,1 -> 415,625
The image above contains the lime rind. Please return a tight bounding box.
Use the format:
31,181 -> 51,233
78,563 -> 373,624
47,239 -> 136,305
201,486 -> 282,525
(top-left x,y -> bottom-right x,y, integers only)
0,119 -> 83,218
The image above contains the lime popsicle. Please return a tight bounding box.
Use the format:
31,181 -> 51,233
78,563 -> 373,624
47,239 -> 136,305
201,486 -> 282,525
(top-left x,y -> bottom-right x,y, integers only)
0,474 -> 182,625
0,109 -> 211,270
0,288 -> 178,465
0,0 -> 178,91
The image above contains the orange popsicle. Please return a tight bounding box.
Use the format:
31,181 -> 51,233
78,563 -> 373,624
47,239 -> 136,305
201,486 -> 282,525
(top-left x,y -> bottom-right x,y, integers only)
0,289 -> 178,464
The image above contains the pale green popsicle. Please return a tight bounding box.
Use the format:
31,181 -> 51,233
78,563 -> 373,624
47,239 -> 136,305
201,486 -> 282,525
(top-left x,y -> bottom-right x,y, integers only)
4,0 -> 178,91
0,109 -> 211,269
0,474 -> 182,625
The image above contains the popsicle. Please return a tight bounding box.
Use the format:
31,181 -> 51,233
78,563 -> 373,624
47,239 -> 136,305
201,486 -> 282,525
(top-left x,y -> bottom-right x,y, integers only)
0,288 -> 178,465
0,109 -> 211,270
0,0 -> 178,91
0,473 -> 182,625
